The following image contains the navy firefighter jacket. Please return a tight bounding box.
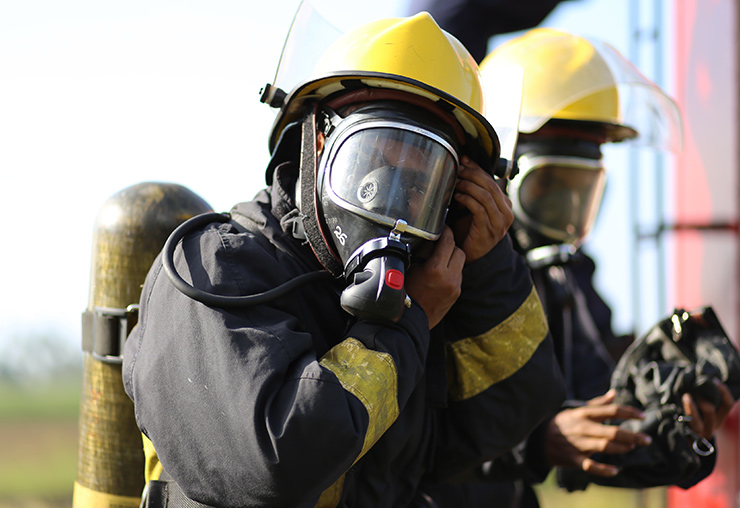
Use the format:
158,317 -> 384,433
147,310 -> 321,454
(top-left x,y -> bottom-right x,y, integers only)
122,162 -> 566,508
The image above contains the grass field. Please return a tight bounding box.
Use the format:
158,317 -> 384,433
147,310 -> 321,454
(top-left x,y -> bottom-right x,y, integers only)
537,481 -> 666,508
0,381 -> 80,507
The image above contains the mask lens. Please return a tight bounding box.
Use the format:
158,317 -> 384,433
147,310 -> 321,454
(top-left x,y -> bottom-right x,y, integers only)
517,160 -> 606,242
328,126 -> 458,238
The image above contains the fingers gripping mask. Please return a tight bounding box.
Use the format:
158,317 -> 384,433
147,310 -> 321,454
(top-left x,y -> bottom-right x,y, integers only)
315,101 -> 460,322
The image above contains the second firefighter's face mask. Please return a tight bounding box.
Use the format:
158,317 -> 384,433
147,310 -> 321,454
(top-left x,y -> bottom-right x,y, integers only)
510,153 -> 606,246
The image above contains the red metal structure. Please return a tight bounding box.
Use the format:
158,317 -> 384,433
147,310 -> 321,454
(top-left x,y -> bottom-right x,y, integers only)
666,1 -> 739,506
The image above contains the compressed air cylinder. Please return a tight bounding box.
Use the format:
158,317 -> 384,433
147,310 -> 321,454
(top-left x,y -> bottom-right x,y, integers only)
73,182 -> 212,508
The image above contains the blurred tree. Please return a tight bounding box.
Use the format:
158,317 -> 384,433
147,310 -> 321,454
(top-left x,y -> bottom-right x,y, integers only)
0,330 -> 80,385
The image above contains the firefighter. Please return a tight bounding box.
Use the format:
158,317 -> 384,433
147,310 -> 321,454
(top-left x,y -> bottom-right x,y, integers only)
421,28 -> 735,508
122,11 -> 565,508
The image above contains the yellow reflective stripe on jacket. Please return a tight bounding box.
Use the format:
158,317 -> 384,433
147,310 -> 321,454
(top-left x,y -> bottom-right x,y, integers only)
314,338 -> 400,508
142,434 -> 163,483
320,337 -> 400,460
446,287 -> 548,401
314,474 -> 346,508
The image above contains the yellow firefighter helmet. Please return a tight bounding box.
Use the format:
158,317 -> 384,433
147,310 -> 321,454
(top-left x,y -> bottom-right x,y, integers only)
480,28 -> 682,150
265,11 -> 504,165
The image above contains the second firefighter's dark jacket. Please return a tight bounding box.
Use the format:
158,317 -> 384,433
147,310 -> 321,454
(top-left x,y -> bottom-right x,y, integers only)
122,163 -> 566,508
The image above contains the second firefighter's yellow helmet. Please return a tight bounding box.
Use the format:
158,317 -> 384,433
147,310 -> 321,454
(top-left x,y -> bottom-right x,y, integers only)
479,28 -> 682,150
264,9 -> 504,167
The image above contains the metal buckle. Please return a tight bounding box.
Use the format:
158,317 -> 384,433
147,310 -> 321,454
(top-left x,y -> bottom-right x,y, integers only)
81,304 -> 139,364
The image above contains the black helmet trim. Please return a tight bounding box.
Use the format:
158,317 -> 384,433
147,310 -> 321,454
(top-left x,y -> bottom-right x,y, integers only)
523,118 -> 638,145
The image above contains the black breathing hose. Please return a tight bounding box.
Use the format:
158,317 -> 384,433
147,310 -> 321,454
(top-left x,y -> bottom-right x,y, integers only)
162,212 -> 332,308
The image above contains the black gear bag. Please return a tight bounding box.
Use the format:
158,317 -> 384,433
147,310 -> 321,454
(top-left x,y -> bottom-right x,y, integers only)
558,306 -> 740,491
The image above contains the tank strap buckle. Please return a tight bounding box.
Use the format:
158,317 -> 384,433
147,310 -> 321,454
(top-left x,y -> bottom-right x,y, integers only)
81,304 -> 139,364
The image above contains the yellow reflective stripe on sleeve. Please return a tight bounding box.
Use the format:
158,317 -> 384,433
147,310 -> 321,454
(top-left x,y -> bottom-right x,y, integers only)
319,337 -> 400,461
446,286 -> 549,401
314,473 -> 346,508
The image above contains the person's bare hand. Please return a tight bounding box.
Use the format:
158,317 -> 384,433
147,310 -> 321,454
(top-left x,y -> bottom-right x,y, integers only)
405,226 -> 465,328
682,379 -> 735,440
545,390 -> 652,477
451,156 -> 513,263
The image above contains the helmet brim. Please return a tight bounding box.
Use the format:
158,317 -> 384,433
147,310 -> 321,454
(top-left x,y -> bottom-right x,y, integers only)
268,72 -> 501,166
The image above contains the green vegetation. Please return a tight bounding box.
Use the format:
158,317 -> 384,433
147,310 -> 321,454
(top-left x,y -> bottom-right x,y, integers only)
536,473 -> 667,508
0,379 -> 80,504
0,381 -> 80,421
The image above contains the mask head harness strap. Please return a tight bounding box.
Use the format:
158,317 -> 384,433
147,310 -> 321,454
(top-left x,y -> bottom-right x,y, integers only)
299,103 -> 345,277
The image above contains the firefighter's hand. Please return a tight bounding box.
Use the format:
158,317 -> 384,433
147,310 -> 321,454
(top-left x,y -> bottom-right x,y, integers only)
682,379 -> 735,440
545,390 -> 652,477
451,156 -> 513,264
406,225 -> 465,329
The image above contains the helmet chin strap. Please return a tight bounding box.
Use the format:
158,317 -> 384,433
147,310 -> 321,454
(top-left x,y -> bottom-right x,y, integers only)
298,107 -> 344,278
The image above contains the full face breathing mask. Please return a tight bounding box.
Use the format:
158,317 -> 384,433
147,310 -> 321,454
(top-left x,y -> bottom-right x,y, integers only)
509,135 -> 606,265
315,101 -> 461,322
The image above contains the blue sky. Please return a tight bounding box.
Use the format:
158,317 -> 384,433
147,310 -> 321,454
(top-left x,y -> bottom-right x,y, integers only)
0,0 -> 659,350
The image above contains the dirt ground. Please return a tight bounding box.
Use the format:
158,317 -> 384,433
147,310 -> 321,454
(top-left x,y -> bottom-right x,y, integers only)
0,420 -> 77,460
0,420 -> 78,506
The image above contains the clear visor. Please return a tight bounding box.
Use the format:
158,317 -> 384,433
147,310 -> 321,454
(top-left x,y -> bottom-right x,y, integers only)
513,155 -> 606,245
270,1 -> 400,103
325,124 -> 458,239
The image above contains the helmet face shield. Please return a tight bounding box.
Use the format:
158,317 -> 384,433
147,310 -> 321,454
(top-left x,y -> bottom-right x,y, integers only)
512,155 -> 606,245
322,120 -> 459,241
